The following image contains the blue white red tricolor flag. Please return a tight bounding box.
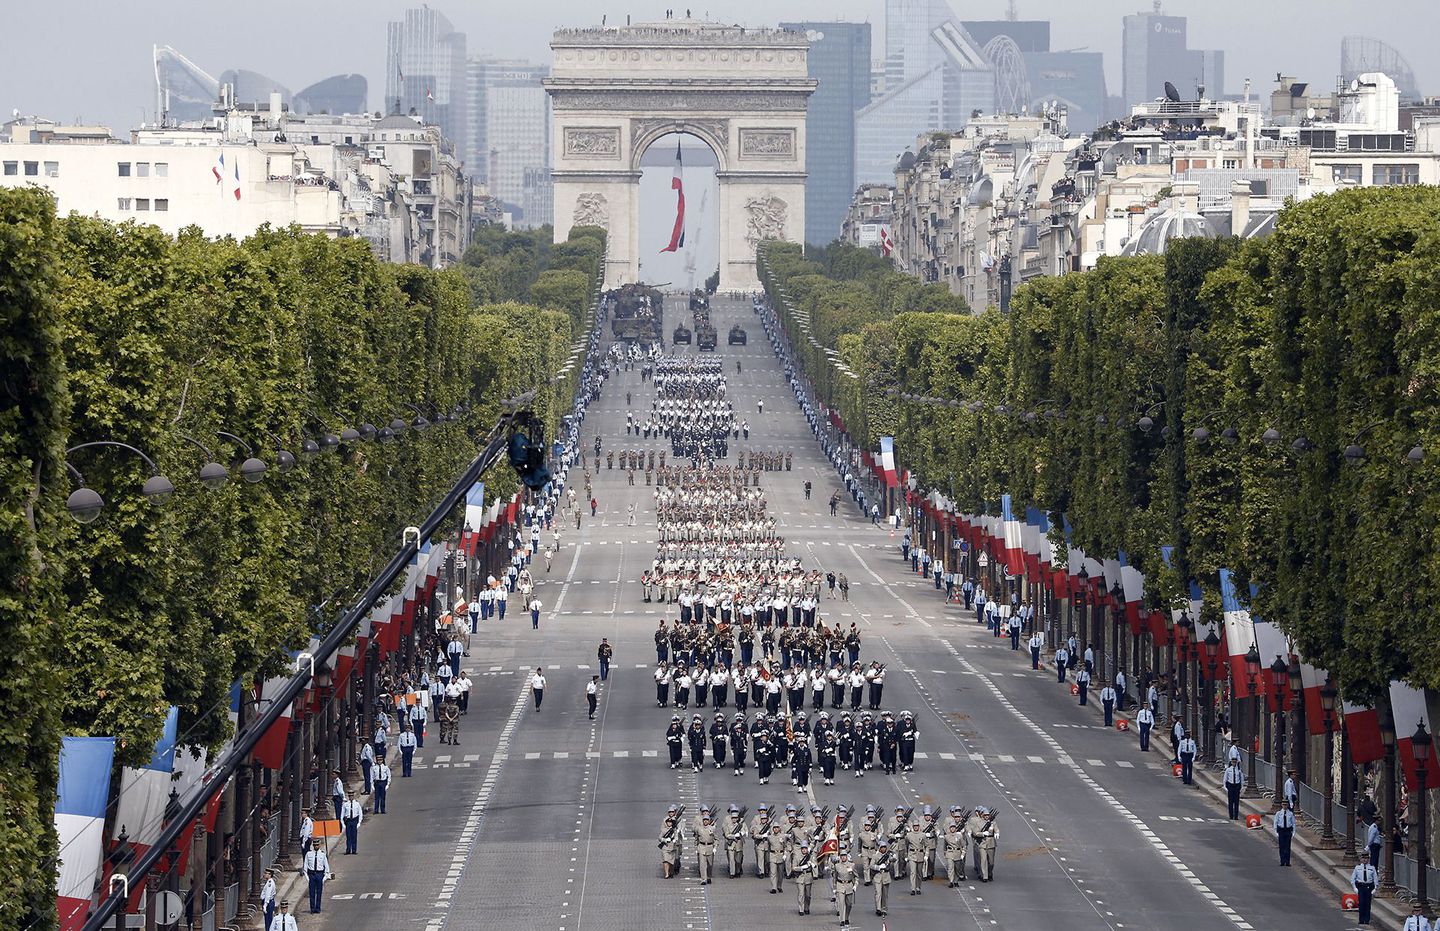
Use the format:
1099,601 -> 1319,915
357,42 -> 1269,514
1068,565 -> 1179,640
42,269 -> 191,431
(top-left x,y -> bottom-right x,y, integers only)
55,736 -> 117,931
213,150 -> 225,185
661,140 -> 685,253
233,160 -> 242,201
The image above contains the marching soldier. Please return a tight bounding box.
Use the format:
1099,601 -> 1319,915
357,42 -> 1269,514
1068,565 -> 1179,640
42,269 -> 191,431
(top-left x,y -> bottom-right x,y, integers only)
898,711 -> 919,772
791,735 -> 812,793
438,695 -> 460,745
709,713 -> 728,770
666,715 -> 684,769
976,809 -> 999,882
791,839 -> 817,915
872,839 -> 893,916
695,811 -> 718,884
755,731 -> 774,785
905,818 -> 928,894
765,820 -> 790,893
833,847 -> 859,928
885,806 -> 908,879
856,812 -> 880,885
943,820 -> 967,886
730,713 -> 748,776
659,806 -> 683,878
723,804 -> 746,877
964,806 -> 988,879
921,805 -> 940,879
655,661 -> 672,706
750,805 -> 774,879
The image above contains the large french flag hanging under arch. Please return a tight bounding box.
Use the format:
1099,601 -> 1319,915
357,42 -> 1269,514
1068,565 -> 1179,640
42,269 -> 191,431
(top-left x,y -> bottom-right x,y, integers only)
660,140 -> 685,253
56,736 -> 117,931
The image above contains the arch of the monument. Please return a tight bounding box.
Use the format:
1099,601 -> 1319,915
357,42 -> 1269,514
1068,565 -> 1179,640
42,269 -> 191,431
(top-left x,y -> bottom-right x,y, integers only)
546,21 -> 816,291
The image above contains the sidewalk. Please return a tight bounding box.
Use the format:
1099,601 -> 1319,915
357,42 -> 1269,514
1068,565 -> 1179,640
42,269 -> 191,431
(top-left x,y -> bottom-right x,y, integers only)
879,540 -> 1412,931
262,770 -> 369,927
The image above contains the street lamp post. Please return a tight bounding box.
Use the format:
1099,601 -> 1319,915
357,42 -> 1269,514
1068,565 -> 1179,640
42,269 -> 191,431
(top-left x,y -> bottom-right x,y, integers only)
1177,613 -> 1193,743
1270,656 -> 1289,808
1202,630 -> 1221,762
1321,680 -> 1339,844
1414,721 -> 1432,917
1244,645 -> 1262,795
1381,707 -> 1397,888
1287,657 -> 1305,785
1076,565 -> 1090,671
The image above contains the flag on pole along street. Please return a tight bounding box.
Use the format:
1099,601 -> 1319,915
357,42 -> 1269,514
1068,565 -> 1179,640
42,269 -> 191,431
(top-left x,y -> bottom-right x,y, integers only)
1218,568 -> 1257,698
1389,681 -> 1434,784
252,674 -> 293,769
55,736 -> 117,931
879,224 -> 894,257
879,436 -> 896,488
111,707 -> 179,857
661,139 -> 686,253
213,150 -> 225,185
233,159 -> 242,201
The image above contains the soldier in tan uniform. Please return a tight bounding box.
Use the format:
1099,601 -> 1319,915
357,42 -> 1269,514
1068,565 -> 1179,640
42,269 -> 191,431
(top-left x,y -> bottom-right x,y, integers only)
832,848 -> 859,927
905,818 -> 928,894
856,813 -> 881,886
790,839 -> 817,914
659,806 -> 683,878
694,811 -> 718,884
943,820 -> 968,886
749,806 -> 773,879
872,839 -> 893,916
722,804 -> 746,877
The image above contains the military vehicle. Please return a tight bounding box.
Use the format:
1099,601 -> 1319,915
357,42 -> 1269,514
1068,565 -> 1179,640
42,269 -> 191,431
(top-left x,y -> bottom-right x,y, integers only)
608,283 -> 664,343
696,322 -> 718,352
673,323 -> 692,345
689,290 -> 710,314
728,325 -> 747,346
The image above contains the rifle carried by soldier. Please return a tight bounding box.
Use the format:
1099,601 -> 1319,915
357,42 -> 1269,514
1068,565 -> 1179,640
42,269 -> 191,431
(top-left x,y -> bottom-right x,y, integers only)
658,805 -> 687,848
726,806 -> 749,842
888,806 -> 914,841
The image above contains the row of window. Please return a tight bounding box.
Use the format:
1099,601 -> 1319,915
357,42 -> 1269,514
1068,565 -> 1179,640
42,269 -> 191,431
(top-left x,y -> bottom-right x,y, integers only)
3,161 -> 174,179
117,162 -> 169,177
116,197 -> 168,212
2,161 -> 59,177
1330,163 -> 1422,185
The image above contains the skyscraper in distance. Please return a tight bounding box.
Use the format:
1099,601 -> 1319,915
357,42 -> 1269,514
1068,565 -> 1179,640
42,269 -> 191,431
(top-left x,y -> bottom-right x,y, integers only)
1122,8 -> 1224,106
386,7 -> 468,155
469,58 -> 551,228
780,21 -> 872,246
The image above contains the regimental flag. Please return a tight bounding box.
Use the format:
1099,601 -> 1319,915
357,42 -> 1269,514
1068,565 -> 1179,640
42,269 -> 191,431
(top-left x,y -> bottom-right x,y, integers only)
660,140 -> 686,253
878,224 -> 894,257
213,150 -> 225,185
56,736 -> 118,931
818,837 -> 838,858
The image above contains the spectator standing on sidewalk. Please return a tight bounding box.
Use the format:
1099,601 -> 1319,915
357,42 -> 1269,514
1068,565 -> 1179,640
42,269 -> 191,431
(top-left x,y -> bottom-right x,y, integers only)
587,675 -> 600,719
530,668 -> 547,711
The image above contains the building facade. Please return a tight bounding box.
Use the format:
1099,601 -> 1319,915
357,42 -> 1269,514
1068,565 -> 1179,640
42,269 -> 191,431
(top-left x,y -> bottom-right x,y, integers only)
869,71 -> 1440,313
780,21 -> 872,246
1,109 -> 471,268
385,7 -> 468,160
469,58 -> 552,228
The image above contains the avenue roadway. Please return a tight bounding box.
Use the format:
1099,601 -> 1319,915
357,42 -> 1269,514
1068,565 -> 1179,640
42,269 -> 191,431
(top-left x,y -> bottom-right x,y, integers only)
309,295 -> 1356,931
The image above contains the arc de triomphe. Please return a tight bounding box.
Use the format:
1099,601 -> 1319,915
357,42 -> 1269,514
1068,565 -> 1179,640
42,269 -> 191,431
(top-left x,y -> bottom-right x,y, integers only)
546,21 -> 816,291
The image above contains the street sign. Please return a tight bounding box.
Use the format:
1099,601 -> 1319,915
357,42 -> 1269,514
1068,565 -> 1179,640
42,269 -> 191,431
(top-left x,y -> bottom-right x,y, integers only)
155,891 -> 183,926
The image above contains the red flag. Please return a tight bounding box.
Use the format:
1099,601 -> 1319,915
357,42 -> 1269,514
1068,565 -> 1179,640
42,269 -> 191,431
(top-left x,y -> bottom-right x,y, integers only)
819,837 -> 838,858
660,140 -> 685,253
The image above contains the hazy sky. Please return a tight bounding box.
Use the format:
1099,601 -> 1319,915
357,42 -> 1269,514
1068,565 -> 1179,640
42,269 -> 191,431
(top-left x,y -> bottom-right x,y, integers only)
5,0 -> 1436,132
